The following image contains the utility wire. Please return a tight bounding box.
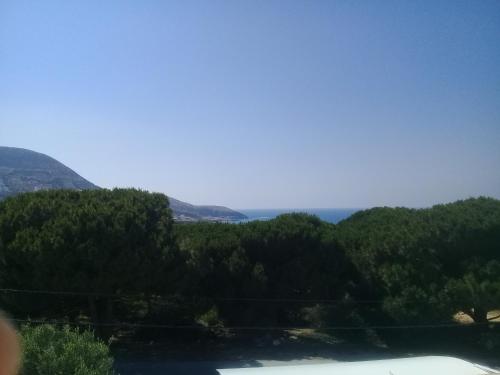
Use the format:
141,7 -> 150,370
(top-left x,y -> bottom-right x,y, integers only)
9,318 -> 494,331
0,288 -> 381,304
4,288 -> 496,330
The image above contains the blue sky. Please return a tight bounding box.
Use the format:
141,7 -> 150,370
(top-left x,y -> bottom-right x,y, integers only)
1,0 -> 499,208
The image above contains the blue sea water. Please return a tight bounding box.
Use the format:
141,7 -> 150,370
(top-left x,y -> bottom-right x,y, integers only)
237,208 -> 360,224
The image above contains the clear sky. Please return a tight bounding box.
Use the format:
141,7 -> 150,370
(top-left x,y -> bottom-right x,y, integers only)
1,0 -> 499,209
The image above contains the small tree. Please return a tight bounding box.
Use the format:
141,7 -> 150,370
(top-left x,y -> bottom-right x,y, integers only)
444,265 -> 500,323
20,324 -> 114,375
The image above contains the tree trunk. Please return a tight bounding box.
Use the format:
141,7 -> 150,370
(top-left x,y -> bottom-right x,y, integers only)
102,298 -> 114,340
88,296 -> 102,337
88,297 -> 114,340
147,294 -> 153,317
470,307 -> 488,323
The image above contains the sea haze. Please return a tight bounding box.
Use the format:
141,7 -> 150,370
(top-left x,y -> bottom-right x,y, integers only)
237,208 -> 360,224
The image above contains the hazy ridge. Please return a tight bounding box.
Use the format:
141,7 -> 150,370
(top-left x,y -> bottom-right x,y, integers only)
0,146 -> 247,222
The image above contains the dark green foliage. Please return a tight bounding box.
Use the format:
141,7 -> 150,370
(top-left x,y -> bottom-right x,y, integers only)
0,190 -> 498,342
337,197 -> 500,324
0,189 -> 179,336
243,214 -> 348,300
174,214 -> 355,327
20,324 -> 114,375
426,199 -> 500,323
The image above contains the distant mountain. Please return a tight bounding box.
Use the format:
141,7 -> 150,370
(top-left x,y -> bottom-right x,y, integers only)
0,146 -> 247,222
169,197 -> 247,222
0,146 -> 98,199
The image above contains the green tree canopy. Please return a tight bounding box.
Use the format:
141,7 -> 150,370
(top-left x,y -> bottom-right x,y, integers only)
0,189 -> 178,334
337,197 -> 500,323
175,213 -> 355,326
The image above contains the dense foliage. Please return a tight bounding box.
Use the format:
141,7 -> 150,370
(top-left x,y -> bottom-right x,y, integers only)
0,189 -> 178,337
20,324 -> 114,375
0,190 -> 498,342
336,197 -> 500,324
175,214 -> 354,326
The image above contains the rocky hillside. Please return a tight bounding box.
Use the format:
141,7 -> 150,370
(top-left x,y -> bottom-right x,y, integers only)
169,197 -> 247,222
0,146 -> 247,222
0,146 -> 98,199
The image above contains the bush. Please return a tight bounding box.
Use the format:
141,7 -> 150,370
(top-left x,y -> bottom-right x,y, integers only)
20,324 -> 114,375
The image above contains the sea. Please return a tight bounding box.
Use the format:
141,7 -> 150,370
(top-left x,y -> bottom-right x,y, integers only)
237,208 -> 360,224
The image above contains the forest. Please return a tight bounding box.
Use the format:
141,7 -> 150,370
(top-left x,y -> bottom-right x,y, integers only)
0,189 -> 498,353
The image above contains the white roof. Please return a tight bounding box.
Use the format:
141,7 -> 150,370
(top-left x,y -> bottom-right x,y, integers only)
217,356 -> 497,375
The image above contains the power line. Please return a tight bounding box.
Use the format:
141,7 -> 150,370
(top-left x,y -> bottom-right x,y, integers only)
0,288 -> 381,304
3,287 -> 495,331
215,297 -> 380,304
0,288 -> 115,298
9,318 -> 494,331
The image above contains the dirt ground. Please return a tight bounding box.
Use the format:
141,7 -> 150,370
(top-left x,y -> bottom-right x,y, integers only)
454,310 -> 500,324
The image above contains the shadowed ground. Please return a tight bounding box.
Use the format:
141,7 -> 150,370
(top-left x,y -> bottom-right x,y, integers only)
113,328 -> 500,374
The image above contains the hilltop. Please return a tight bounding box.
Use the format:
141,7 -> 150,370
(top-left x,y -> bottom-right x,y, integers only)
0,146 -> 98,199
0,146 -> 246,221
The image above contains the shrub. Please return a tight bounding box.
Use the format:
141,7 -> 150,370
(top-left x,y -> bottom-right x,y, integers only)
20,324 -> 114,375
